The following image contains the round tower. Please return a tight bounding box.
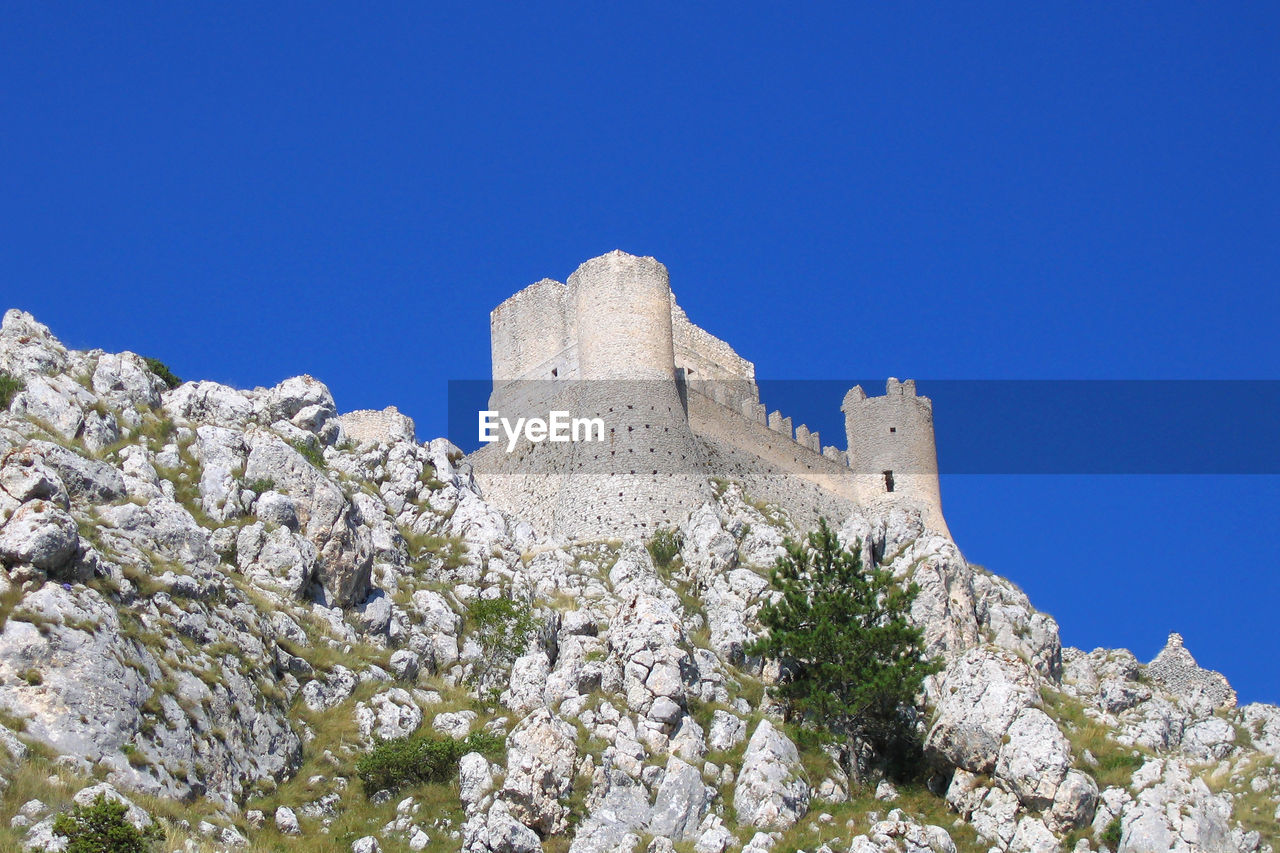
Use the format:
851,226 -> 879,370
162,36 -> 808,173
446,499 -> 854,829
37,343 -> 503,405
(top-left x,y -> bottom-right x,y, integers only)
842,379 -> 949,536
569,250 -> 676,381
547,250 -> 710,539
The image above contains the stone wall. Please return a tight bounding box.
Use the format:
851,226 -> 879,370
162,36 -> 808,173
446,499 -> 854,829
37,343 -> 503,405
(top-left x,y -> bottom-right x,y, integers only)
489,278 -> 574,383
470,380 -> 713,540
337,407 -> 416,446
1146,632 -> 1237,709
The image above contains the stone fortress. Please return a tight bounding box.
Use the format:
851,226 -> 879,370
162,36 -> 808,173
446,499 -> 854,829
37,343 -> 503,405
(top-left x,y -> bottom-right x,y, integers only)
468,250 -> 950,540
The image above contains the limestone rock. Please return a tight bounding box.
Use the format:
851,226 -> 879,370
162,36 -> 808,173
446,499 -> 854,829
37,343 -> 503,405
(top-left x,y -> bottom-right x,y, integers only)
243,431 -> 372,606
164,380 -> 254,427
351,837 -> 380,853
648,756 -> 710,841
28,441 -> 124,505
994,707 -> 1072,810
708,710 -> 747,752
275,806 -> 301,835
925,647 -> 1039,773
486,799 -> 543,853
236,521 -> 317,598
502,708 -> 578,835
92,352 -> 165,411
302,665 -> 359,712
0,499 -> 78,571
733,720 -> 810,830
458,752 -> 495,814
0,310 -> 69,377
568,766 -> 650,853
355,688 -> 423,741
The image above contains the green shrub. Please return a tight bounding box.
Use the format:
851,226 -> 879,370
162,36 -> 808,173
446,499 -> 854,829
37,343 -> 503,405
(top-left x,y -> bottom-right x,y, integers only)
465,596 -> 542,693
747,517 -> 942,781
142,357 -> 181,390
291,440 -> 326,469
242,477 -> 276,494
646,527 -> 683,568
1101,816 -> 1123,849
0,371 -> 24,410
356,730 -> 503,794
419,463 -> 445,491
52,793 -> 162,853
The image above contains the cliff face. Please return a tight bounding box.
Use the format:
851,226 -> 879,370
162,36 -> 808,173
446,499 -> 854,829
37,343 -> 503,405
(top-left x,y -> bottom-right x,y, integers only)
0,308 -> 1275,853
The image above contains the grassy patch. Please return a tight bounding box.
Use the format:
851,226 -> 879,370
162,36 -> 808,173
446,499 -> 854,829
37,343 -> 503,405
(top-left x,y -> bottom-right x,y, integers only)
290,440 -> 326,470
646,527 -> 683,569
0,371 -> 24,410
1040,687 -> 1149,790
402,530 -> 469,571
771,783 -> 987,853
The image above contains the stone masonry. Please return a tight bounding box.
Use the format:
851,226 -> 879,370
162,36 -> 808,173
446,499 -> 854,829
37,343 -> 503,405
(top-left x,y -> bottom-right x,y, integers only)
470,250 -> 951,539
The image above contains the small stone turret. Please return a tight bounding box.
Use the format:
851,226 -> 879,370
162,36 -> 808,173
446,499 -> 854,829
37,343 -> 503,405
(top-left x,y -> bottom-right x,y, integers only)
842,378 -> 948,536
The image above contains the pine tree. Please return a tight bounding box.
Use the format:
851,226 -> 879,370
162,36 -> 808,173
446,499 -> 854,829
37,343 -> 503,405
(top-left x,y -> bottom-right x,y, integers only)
52,793 -> 162,853
747,517 -> 941,779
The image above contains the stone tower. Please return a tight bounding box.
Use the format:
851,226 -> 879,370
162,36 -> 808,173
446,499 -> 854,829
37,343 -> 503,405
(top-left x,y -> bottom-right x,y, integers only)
481,251 -> 712,539
552,252 -> 712,538
841,379 -> 948,536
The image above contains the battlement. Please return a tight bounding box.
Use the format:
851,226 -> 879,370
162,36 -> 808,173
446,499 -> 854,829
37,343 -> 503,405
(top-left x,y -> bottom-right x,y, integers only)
681,377 -> 844,464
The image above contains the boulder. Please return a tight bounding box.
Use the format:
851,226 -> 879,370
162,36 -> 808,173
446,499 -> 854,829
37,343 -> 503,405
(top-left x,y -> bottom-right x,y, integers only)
243,432 -> 372,606
0,500 -> 78,571
485,800 -> 542,853
458,752 -> 495,814
0,310 -> 69,377
568,766 -> 650,853
91,352 -> 165,411
733,720 -> 810,830
236,521 -> 317,597
648,756 -> 710,841
355,688 -> 423,741
924,648 -> 1038,773
501,708 -> 578,835
994,707 -> 1072,810
708,710 -> 747,752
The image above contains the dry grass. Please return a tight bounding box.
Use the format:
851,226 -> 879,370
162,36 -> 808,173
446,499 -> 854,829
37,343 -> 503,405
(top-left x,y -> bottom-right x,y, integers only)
765,783 -> 986,853
1040,687 -> 1148,790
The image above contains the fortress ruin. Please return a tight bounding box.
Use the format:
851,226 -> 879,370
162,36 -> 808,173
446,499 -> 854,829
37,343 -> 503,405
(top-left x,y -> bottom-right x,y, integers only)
468,250 -> 950,540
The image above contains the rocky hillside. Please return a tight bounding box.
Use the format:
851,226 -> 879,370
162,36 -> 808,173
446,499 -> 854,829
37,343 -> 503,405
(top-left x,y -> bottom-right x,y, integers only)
0,307 -> 1275,853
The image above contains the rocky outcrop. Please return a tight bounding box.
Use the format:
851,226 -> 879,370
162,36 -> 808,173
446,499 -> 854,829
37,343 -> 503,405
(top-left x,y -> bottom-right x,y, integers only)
0,308 -> 1275,853
733,720 -> 810,830
501,708 -> 578,836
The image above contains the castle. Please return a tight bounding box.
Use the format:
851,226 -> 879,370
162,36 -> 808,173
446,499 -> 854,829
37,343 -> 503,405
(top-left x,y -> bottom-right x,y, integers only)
468,250 -> 950,540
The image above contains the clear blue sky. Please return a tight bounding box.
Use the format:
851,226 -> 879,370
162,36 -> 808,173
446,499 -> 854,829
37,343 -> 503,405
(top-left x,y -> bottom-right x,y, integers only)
2,4 -> 1277,702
